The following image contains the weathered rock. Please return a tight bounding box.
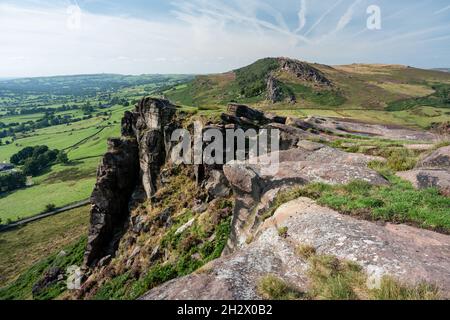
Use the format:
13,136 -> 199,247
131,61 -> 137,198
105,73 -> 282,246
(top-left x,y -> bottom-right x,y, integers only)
32,267 -> 64,297
223,147 -> 388,252
84,138 -> 139,267
397,170 -> 450,196
266,76 -> 295,103
135,98 -> 178,199
227,103 -> 268,124
305,116 -> 439,142
205,170 -> 231,198
417,146 -> 450,170
397,146 -> 450,195
175,218 -> 196,235
84,98 -> 180,268
279,58 -> 332,86
141,198 -> 450,300
266,76 -> 283,103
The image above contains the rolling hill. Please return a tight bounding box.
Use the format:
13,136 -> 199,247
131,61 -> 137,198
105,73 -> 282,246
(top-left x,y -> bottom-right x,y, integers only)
164,57 -> 450,114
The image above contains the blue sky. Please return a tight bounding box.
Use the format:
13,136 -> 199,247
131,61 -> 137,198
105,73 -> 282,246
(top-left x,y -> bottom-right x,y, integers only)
0,0 -> 449,77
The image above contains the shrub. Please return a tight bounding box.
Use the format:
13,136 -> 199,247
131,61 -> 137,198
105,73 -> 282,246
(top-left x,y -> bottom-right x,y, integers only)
45,204 -> 56,213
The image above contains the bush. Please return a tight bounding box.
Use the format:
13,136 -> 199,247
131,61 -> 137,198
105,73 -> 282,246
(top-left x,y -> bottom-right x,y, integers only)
45,204 -> 56,213
0,171 -> 27,192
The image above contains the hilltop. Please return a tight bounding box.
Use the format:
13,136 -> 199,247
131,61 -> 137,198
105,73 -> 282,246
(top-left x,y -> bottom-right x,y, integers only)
164,58 -> 450,128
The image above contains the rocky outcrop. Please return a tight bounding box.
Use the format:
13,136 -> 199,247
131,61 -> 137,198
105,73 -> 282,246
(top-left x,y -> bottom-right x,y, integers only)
305,116 -> 439,142
279,58 -> 332,86
142,198 -> 450,300
266,76 -> 296,103
223,146 -> 388,252
84,98 -> 179,267
397,146 -> 450,196
134,98 -> 178,199
84,138 -> 139,267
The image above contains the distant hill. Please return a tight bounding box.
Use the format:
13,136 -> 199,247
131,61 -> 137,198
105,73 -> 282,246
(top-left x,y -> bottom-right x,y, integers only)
0,74 -> 194,96
164,57 -> 450,111
432,68 -> 450,73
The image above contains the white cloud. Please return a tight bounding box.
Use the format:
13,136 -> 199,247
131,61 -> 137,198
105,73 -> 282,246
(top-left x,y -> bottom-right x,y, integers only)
0,0 -> 448,77
435,5 -> 450,15
335,0 -> 362,33
295,0 -> 307,33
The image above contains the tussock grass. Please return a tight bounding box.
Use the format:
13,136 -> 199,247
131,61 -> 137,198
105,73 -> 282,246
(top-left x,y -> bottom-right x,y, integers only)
295,244 -> 317,260
257,275 -> 303,300
373,277 -> 440,300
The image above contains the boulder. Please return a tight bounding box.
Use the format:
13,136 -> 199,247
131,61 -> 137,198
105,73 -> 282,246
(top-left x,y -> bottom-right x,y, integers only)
32,267 -> 64,298
205,170 -> 231,198
417,146 -> 450,170
397,146 -> 450,196
141,198 -> 450,300
223,147 -> 388,252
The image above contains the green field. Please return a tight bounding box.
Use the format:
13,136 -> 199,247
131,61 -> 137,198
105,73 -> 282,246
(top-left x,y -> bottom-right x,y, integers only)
0,205 -> 90,286
0,75 -> 189,223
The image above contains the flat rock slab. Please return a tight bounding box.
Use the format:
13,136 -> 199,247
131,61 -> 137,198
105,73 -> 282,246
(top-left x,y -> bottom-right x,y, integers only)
306,117 -> 440,142
141,198 -> 450,300
223,146 -> 388,251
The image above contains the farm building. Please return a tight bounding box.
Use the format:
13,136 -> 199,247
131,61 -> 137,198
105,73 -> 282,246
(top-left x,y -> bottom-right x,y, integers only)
0,163 -> 14,172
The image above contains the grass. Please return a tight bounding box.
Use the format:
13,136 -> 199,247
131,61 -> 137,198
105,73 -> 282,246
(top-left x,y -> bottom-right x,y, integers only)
307,255 -> 365,300
0,205 -> 90,286
387,83 -> 450,111
0,104 -> 127,222
306,253 -> 439,300
257,275 -> 304,300
329,137 -> 421,171
303,178 -> 450,234
373,277 -> 440,300
83,168 -> 234,300
0,236 -> 87,300
0,159 -> 98,221
295,244 -> 317,260
264,174 -> 450,235
258,253 -> 439,300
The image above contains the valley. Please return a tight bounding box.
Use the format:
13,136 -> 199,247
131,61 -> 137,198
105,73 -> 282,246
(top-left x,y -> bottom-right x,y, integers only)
0,58 -> 449,301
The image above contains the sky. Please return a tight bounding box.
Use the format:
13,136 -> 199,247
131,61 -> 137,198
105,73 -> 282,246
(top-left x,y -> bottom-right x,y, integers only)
0,0 -> 449,77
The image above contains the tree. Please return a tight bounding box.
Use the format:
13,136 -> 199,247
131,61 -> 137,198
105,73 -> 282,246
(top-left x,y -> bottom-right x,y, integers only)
57,151 -> 69,164
45,204 -> 56,213
22,159 -> 41,176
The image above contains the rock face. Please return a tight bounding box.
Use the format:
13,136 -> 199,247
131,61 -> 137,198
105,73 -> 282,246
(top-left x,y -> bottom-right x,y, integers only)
134,98 -> 178,199
266,76 -> 295,103
397,146 -> 450,196
266,76 -> 283,103
84,98 -> 179,267
279,58 -> 332,86
84,138 -> 139,267
223,146 -> 388,252
142,198 -> 450,300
